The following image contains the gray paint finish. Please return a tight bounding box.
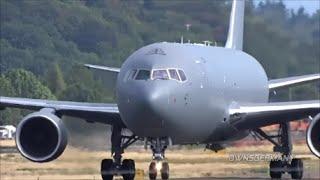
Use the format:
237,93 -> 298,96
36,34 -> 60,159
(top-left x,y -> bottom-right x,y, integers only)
116,42 -> 269,144
0,0 -> 319,158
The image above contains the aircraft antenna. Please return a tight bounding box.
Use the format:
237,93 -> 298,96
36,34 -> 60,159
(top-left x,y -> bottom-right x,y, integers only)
185,23 -> 192,43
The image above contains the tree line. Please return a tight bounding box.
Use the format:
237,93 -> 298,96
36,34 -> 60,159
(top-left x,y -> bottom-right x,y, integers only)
0,0 -> 319,125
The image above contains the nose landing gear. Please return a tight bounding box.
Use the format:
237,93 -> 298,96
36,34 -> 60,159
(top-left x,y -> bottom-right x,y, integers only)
148,138 -> 170,180
148,161 -> 157,180
149,161 -> 170,180
160,161 -> 170,180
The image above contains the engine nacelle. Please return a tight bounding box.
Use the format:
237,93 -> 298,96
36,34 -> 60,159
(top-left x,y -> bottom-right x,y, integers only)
15,109 -> 68,162
307,113 -> 320,158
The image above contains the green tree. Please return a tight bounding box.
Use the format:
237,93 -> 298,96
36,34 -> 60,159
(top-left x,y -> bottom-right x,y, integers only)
60,83 -> 101,102
5,69 -> 56,99
60,65 -> 114,102
0,69 -> 56,125
0,0 -> 319,106
45,62 -> 66,96
0,75 -> 20,125
0,75 -> 14,97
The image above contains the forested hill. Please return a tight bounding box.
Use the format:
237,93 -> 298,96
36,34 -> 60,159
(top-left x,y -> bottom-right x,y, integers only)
0,0 -> 319,125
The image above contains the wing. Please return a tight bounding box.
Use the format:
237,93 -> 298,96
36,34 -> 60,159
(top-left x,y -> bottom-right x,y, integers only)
84,64 -> 120,73
229,100 -> 320,130
268,73 -> 320,90
0,96 -> 125,127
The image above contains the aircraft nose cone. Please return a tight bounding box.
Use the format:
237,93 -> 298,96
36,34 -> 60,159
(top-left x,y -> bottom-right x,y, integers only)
134,85 -> 168,128
117,81 -> 172,137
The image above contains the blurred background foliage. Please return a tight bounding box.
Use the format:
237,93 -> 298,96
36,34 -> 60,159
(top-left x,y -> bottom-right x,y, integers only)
0,0 -> 319,127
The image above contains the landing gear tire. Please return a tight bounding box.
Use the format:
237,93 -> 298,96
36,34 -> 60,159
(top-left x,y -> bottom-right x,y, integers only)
269,160 -> 283,179
256,123 -> 304,179
160,162 -> 169,180
290,158 -> 303,179
122,159 -> 135,180
101,159 -> 114,180
149,162 -> 157,180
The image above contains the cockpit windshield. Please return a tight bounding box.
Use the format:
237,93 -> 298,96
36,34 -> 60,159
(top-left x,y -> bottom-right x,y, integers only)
178,70 -> 187,81
135,70 -> 150,80
168,69 -> 180,81
152,70 -> 169,80
130,68 -> 187,82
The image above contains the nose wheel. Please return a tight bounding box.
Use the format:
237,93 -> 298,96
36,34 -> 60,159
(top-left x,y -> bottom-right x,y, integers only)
148,137 -> 170,180
149,161 -> 169,180
160,162 -> 169,180
148,162 -> 157,180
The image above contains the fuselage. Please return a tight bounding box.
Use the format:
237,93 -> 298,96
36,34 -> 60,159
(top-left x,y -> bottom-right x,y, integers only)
116,42 -> 269,144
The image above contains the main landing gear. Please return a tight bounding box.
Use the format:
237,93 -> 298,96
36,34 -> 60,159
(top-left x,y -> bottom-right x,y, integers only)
148,138 -> 170,180
254,122 -> 303,179
101,125 -> 139,180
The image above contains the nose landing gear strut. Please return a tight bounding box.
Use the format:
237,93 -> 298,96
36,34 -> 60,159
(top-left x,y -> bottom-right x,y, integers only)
148,138 -> 170,180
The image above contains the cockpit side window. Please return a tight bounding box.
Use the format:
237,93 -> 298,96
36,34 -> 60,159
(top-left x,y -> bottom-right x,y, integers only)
135,70 -> 150,80
124,69 -> 137,81
168,69 -> 180,81
178,70 -> 187,81
129,69 -> 137,80
152,70 -> 169,80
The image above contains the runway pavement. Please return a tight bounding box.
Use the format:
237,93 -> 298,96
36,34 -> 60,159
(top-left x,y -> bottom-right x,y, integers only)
172,178 -> 269,180
172,178 -> 319,180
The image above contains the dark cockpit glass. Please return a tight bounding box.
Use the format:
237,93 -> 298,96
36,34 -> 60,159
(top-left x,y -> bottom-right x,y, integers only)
168,69 -> 180,81
128,68 -> 186,82
152,70 -> 169,80
178,70 -> 187,81
135,70 -> 150,80
129,69 -> 137,80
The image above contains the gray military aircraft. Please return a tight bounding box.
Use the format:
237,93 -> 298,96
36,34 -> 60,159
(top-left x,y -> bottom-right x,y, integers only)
0,0 -> 319,179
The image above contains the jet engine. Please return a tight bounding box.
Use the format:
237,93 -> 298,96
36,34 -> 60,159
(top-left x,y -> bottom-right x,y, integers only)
15,109 -> 68,162
307,113 -> 320,158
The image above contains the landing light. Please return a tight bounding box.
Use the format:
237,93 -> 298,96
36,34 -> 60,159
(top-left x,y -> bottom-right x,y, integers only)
156,161 -> 162,170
